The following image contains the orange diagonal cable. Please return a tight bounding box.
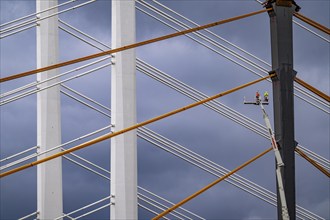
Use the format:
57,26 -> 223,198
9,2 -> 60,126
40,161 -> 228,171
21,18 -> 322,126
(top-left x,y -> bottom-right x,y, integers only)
0,9 -> 269,83
295,147 -> 330,178
294,77 -> 330,102
0,74 -> 274,178
294,13 -> 330,35
152,147 -> 273,220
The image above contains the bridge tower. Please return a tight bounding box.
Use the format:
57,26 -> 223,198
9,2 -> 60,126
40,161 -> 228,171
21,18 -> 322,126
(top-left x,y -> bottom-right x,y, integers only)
36,0 -> 63,219
110,0 -> 138,219
267,1 -> 297,219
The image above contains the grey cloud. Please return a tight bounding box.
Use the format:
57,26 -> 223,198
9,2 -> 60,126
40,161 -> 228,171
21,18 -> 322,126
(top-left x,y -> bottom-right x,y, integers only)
1,0 -> 329,219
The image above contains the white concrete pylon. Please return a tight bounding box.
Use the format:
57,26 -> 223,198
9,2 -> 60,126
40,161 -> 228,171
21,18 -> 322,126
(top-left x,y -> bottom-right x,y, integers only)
110,0 -> 138,219
36,0 -> 63,219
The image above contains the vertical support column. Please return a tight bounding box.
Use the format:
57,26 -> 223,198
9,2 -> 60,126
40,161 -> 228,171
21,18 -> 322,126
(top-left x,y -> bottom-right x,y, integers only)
268,1 -> 296,219
36,0 -> 63,219
110,0 -> 137,219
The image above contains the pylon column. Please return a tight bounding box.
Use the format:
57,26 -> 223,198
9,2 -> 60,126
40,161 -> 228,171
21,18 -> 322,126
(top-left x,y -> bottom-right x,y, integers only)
268,1 -> 296,219
110,0 -> 137,219
36,0 -> 63,219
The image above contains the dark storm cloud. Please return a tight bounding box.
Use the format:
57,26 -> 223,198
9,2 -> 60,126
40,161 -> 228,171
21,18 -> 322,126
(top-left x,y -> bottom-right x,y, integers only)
1,0 -> 329,219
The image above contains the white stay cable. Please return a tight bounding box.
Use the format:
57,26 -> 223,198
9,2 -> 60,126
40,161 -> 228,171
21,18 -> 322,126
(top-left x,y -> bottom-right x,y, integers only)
293,21 -> 330,43
138,186 -> 205,220
56,21 -> 329,169
61,154 -> 203,219
135,7 -> 329,115
152,0 -> 270,67
59,19 -> 110,49
253,0 -> 330,43
54,196 -> 111,220
61,90 -> 111,118
5,15 -> 322,220
3,18 -> 328,210
136,3 -> 330,115
0,24 -> 37,39
0,62 -> 111,106
18,211 -> 38,220
138,127 -> 322,220
136,0 -> 270,75
58,20 -> 271,139
140,0 -> 330,112
0,125 -> 112,171
0,146 -> 38,163
74,203 -> 110,219
57,17 -> 329,175
0,56 -> 110,102
60,85 -> 323,220
0,0 -> 96,38
136,0 -> 329,113
0,0 -> 76,28
137,194 -> 187,220
138,204 -> 171,220
62,88 -> 275,205
1,82 -> 37,99
136,59 -> 330,171
62,84 -> 110,111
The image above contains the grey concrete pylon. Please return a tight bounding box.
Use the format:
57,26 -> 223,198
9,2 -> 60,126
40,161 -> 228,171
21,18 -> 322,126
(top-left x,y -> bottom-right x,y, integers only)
267,1 -> 297,219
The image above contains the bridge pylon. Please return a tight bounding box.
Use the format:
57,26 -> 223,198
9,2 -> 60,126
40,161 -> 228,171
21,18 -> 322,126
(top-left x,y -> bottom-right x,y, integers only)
36,0 -> 63,219
267,1 -> 298,219
110,0 -> 138,219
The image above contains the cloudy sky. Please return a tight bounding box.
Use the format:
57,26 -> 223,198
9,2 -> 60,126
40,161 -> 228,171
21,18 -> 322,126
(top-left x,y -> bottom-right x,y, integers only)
0,0 -> 329,219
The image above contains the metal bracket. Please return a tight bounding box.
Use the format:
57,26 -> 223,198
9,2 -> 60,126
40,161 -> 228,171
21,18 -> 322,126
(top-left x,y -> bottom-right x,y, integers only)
269,70 -> 278,81
111,124 -> 115,132
294,140 -> 299,149
266,0 -> 301,16
263,0 -> 275,14
110,194 -> 115,205
276,0 -> 292,7
276,0 -> 301,12
270,65 -> 297,81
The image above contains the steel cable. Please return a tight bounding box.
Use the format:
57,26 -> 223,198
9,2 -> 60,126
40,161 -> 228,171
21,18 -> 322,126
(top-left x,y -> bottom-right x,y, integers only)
1,20 -> 324,218
0,8 -> 269,83
0,56 -> 110,102
0,62 -> 111,106
0,125 -> 112,171
152,147 -> 273,220
294,13 -> 330,35
58,21 -> 329,165
0,75 -> 273,178
0,0 -> 76,28
56,20 -> 330,168
136,59 -> 330,172
253,0 -> 330,43
53,20 -> 328,213
57,85 -> 322,219
62,153 -> 203,219
0,0 -> 96,38
1,10 -> 328,218
137,0 -> 329,111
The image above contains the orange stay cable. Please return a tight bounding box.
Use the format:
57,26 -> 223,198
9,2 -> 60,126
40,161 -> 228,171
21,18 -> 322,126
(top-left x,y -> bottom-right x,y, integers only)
152,147 -> 273,220
0,9 -> 269,83
295,148 -> 330,178
294,13 -> 330,35
294,77 -> 330,102
0,74 -> 274,178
